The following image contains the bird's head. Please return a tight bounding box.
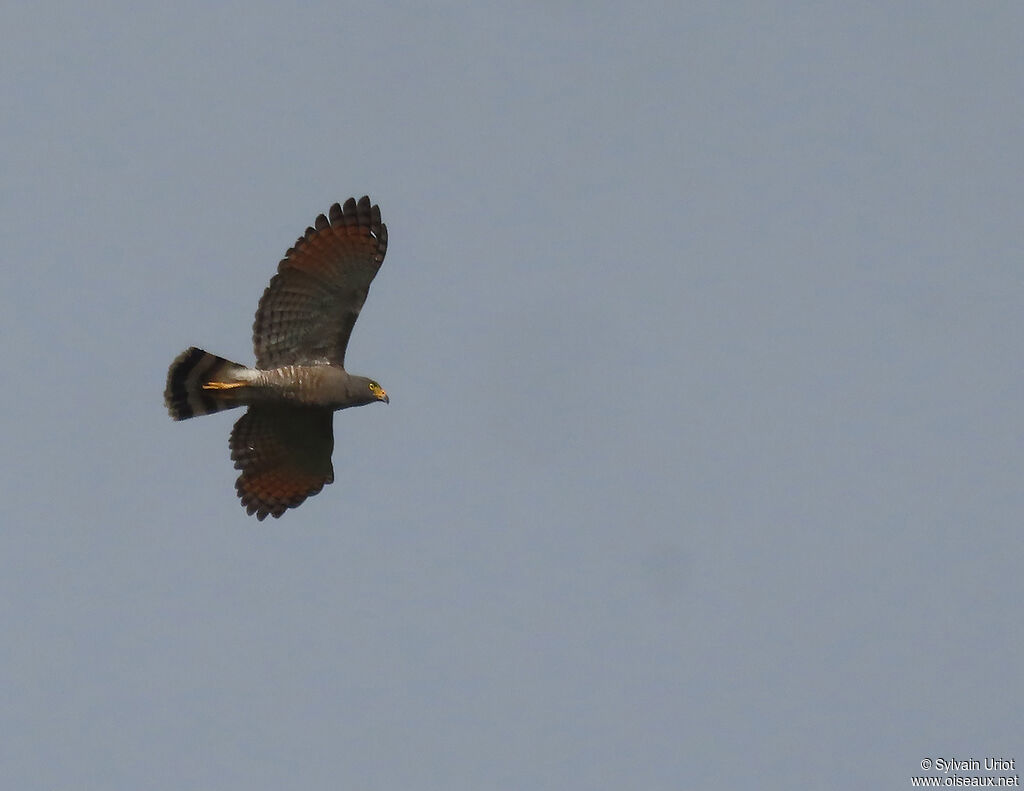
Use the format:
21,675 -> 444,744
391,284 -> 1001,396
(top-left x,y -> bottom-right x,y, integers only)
367,379 -> 390,404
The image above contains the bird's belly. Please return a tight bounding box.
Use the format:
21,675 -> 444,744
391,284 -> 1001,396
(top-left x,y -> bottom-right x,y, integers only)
251,365 -> 347,407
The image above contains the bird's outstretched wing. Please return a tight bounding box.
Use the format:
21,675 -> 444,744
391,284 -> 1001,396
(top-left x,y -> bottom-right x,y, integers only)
229,405 -> 335,520
253,196 -> 387,369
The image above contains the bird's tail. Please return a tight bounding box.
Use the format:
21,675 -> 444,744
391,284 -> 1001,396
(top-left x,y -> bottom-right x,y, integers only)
165,347 -> 251,420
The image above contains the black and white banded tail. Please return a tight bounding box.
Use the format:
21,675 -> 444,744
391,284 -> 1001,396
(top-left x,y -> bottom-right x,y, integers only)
164,347 -> 248,420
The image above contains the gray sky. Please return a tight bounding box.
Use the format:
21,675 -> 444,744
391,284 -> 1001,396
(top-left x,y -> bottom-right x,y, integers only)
3,2 -> 1022,789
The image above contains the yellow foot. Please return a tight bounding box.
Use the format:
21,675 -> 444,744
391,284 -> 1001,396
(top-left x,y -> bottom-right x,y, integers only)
202,381 -> 248,390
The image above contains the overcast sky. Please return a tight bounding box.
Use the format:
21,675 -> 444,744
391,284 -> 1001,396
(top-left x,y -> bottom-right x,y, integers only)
3,3 -> 1022,789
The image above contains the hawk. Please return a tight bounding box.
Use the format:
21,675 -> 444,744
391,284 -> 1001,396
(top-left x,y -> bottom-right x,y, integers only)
164,196 -> 391,520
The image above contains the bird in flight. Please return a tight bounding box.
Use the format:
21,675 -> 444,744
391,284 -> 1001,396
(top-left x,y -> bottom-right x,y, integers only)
165,196 -> 391,520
